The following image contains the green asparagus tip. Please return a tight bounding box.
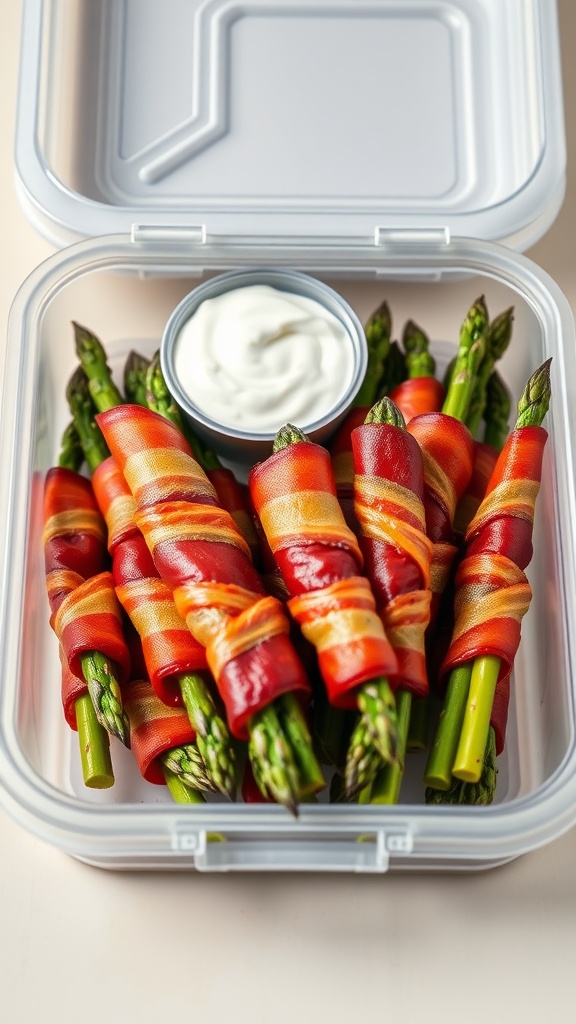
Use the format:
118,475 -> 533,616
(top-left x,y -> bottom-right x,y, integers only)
123,350 -> 151,406
463,295 -> 489,344
365,299 -> 392,339
402,320 -> 436,378
487,307 -> 514,361
402,320 -> 428,354
515,358 -> 552,429
365,396 -> 406,429
72,321 -> 105,362
273,423 -> 310,452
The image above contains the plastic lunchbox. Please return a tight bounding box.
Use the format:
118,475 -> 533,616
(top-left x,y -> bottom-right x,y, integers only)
1,0 -> 576,872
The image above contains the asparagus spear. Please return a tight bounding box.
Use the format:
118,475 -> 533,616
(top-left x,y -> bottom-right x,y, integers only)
352,397 -> 426,805
66,367 -> 216,799
441,297 -> 489,421
466,307 -> 514,437
56,422 -> 115,788
73,323 -> 124,411
425,360 -> 551,803
355,300 -> 392,406
314,303 -> 392,776
123,351 -> 151,406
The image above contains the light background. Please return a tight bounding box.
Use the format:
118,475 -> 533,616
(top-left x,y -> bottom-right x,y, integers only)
1,3 -> 575,1022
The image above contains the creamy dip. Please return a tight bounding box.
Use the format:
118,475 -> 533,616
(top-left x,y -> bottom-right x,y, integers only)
172,283 -> 354,434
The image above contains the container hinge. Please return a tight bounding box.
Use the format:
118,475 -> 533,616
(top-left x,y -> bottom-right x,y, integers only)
131,224 -> 207,245
374,226 -> 450,247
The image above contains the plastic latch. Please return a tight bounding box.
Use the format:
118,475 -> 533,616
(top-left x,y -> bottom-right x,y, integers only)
169,827 -> 413,872
374,226 -> 451,247
131,224 -> 207,245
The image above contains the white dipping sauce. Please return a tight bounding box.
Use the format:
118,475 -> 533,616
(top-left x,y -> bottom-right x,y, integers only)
173,284 -> 354,433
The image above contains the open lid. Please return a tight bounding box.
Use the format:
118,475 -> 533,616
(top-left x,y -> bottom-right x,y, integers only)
15,0 -> 566,250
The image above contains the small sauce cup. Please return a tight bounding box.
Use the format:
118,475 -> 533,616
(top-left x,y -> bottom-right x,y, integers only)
160,268 -> 368,465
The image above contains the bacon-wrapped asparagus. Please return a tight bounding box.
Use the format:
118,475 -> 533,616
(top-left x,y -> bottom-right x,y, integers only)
67,360 -> 237,798
351,397 -> 434,802
425,360 -> 551,803
54,422 -> 115,787
43,466 -> 131,748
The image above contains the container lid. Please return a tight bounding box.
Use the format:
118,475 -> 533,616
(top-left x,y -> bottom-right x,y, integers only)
15,0 -> 566,250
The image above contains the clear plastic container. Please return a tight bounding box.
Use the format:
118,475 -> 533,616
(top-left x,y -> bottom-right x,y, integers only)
1,0 -> 575,871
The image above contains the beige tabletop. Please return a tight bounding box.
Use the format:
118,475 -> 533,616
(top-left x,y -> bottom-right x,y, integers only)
1,2 -> 576,1022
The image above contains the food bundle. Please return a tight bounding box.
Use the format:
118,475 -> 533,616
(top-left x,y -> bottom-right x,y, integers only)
42,296 -> 551,812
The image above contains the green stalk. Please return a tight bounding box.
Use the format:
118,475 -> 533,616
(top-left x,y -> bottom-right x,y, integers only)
162,764 -> 206,804
406,695 -> 430,751
427,359 -> 551,799
123,351 -> 151,406
66,367 -> 111,473
452,656 -> 500,781
73,323 -> 124,411
75,692 -> 114,789
426,728 -> 497,805
441,297 -> 489,421
355,300 -> 392,406
423,664 -> 472,789
466,307 -> 514,437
